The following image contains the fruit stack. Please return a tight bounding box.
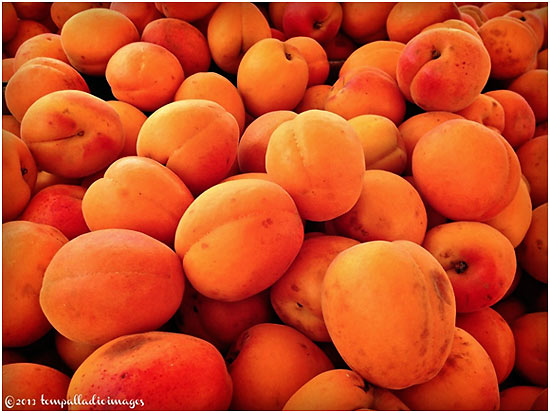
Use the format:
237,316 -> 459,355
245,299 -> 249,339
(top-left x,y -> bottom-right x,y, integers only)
2,2 -> 548,411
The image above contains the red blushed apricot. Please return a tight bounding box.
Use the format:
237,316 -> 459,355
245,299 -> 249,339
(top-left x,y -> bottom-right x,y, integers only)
55,333 -> 99,372
281,2 -> 343,44
423,221 -> 517,313
207,2 -> 271,74
517,203 -> 548,283
3,221 -> 67,348
500,386 -> 546,410
386,2 -> 461,43
325,66 -> 406,125
348,114 -> 407,174
175,179 -> 304,302
398,111 -> 463,174
237,110 -> 297,173
82,156 -> 194,245
479,16 -> 539,79
39,228 -> 185,345
3,363 -> 70,411
4,19 -> 50,58
509,69 -> 548,124
68,331 -> 232,410
227,323 -> 334,410
412,119 -> 521,221
484,177 -> 533,248
285,36 -> 329,86
174,72 -> 246,134
294,84 -> 331,113
136,99 -> 239,195
106,42 -> 184,113
341,2 -> 394,44
322,240 -> 456,390
265,110 -> 365,222
106,100 -> 147,158
396,328 -> 500,411
455,93 -> 506,134
485,89 -> 536,149
2,130 -> 37,222
13,33 -> 69,71
517,135 -> 548,207
5,56 -> 90,123
156,2 -> 219,22
512,312 -> 548,386
456,307 -> 515,383
332,170 -> 427,244
3,2 -> 18,43
176,284 -> 274,351
2,115 -> 21,137
321,32 -> 356,61
60,8 -> 139,76
20,90 -> 124,179
142,17 -> 211,77
110,2 -> 162,33
339,40 -> 405,82
396,28 -> 491,112
270,235 -> 359,342
20,184 -> 89,240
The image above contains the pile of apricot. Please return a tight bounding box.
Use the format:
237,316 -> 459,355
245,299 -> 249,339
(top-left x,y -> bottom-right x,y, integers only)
2,2 -> 548,411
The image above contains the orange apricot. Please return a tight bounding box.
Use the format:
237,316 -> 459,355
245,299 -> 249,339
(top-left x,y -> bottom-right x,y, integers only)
2,58 -> 15,82
110,2 -> 162,33
512,312 -> 548,386
2,115 -> 20,137
54,333 -> 99,372
49,2 -> 104,30
2,2 -> 19,43
517,203 -> 548,283
455,93 -> 506,134
339,40 -> 405,82
341,2 -> 395,43
421,18 -> 482,40
517,135 -> 548,207
156,2 -> 219,22
480,2 -> 515,19
4,19 -> 50,58
294,84 -> 331,113
106,100 -> 147,158
285,36 -> 329,86
508,69 -> 548,124
13,33 -> 69,71
500,385 -> 546,410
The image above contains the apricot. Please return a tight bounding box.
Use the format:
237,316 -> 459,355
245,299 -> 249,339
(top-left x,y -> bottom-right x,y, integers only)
532,388 -> 548,410
2,115 -> 21,137
141,17 -> 211,77
136,99 -> 239,195
20,184 -> 88,240
175,179 -> 303,301
325,66 -> 406,125
512,312 -> 548,386
270,235 -> 359,342
20,90 -> 124,179
227,323 -> 334,410
82,156 -> 194,245
237,38 -> 309,117
517,135 -> 548,207
2,130 -> 37,222
49,2 -> 104,30
13,33 -> 69,72
2,2 -> 18,43
423,221 -> 517,313
285,36 -> 329,87
174,72 -> 246,134
484,177 -> 533,247
481,2 -> 515,19
68,331 -> 232,410
55,333 -> 99,372
517,203 -> 548,283
110,2 -> 162,33
176,284 -> 274,351
155,2 -> 219,22
493,296 -> 528,325
339,40 -> 405,82
485,89 -> 536,149
404,175 -> 449,231
39,228 -> 185,345
5,57 -> 90,123
221,172 -> 277,184
283,369 -> 374,411
265,110 -> 365,222
455,93 -> 506,134
60,8 -> 139,76
4,19 -> 50,58
459,4 -> 489,27
322,240 -> 456,389
456,307 -> 515,383
412,119 -> 521,221
506,9 -> 545,51
268,2 -> 287,30
2,58 -> 15,82
106,100 -> 147,158
281,2 -> 342,44
479,16 -> 539,79
3,221 -> 67,348
207,2 -> 271,74
421,18 -> 482,40
294,84 -> 331,113
348,114 -> 407,174
537,48 -> 548,69
386,2 -> 461,43
509,69 -> 548,124
237,110 -> 297,173
2,363 -> 70,411
32,171 -> 78,196
341,2 -> 395,43
500,385 -> 546,410
396,28 -> 491,112
396,327 -> 500,410
332,170 -> 427,244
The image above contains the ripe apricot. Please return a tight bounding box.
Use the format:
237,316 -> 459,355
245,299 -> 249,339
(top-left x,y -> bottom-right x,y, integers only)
500,385 -> 546,410
106,100 -> 147,158
50,2 -> 104,30
285,36 -> 329,86
341,2 -> 395,43
339,40 -> 405,81
13,33 -> 69,71
517,203 -> 548,283
509,69 -> 548,124
4,19 -> 50,58
512,312 -> 548,386
2,115 -> 20,137
2,2 -> 18,43
517,135 -> 548,207
156,2 -> 219,22
110,2 -> 162,33
294,84 -> 331,113
455,93 -> 506,134
54,333 -> 99,372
